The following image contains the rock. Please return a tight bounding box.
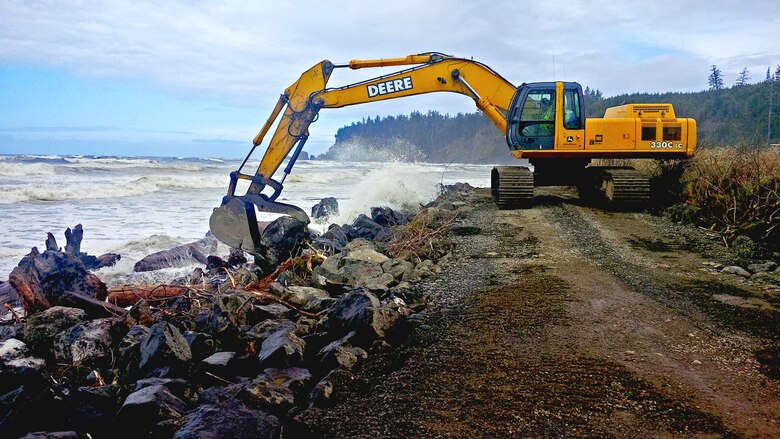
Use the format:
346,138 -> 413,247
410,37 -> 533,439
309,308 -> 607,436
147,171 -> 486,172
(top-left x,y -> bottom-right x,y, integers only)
53,318 -> 116,367
242,376 -> 296,416
256,216 -> 310,272
115,384 -> 188,436
309,378 -> 334,408
134,233 -> 218,272
308,369 -> 352,408
63,386 -> 121,434
343,247 -> 390,265
172,400 -> 280,439
282,286 -> 333,312
139,322 -> 192,374
750,272 -> 777,283
326,288 -> 409,346
24,306 -> 86,355
317,331 -> 368,372
19,433 -> 85,439
117,325 -> 150,381
721,265 -> 751,277
311,197 -> 339,219
255,320 -> 306,368
259,367 -> 313,404
202,351 -> 236,371
254,303 -> 292,320
701,261 -> 724,270
371,206 -> 400,227
382,258 -> 414,280
348,214 -> 384,241
314,224 -> 349,251
748,261 -> 778,273
183,331 -> 216,362
0,357 -> 46,386
0,324 -> 24,343
0,338 -> 27,362
134,378 -> 197,405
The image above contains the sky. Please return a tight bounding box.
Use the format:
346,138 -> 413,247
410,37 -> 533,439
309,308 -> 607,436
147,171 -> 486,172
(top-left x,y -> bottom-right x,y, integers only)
0,0 -> 778,158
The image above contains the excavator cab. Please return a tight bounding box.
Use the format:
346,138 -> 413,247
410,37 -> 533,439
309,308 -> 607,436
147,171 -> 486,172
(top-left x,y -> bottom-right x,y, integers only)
506,82 -> 585,151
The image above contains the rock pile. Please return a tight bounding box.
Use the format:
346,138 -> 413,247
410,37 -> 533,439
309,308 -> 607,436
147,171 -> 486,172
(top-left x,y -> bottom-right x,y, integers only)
0,187 -> 469,438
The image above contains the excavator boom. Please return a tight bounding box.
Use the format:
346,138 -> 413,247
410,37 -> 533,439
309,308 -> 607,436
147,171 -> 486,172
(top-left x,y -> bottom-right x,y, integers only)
210,52 -> 517,253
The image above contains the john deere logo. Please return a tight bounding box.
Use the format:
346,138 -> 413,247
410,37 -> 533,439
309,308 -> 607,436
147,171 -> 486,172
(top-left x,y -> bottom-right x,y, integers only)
367,76 -> 413,98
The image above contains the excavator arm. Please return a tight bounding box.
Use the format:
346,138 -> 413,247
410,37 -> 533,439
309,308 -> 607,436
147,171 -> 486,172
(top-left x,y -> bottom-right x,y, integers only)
210,52 -> 517,253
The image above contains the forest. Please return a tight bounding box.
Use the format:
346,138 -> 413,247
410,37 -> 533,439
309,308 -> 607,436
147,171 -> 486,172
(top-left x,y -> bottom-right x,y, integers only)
321,79 -> 780,163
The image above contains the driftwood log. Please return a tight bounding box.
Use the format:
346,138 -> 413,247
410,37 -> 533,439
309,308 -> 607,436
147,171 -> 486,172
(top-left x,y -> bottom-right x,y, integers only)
107,285 -> 190,307
133,233 -> 218,272
5,225 -> 117,314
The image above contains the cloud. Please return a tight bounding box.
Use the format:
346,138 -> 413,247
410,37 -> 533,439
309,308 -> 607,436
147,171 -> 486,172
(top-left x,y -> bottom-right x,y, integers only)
3,1 -> 779,100
1,0 -> 779,156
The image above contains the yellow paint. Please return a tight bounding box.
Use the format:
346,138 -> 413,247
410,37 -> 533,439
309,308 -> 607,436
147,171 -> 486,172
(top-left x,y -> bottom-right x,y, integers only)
248,55 -> 698,183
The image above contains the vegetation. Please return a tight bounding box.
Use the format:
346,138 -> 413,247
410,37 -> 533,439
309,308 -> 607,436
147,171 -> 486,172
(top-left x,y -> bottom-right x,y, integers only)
321,111 -> 512,164
601,146 -> 780,256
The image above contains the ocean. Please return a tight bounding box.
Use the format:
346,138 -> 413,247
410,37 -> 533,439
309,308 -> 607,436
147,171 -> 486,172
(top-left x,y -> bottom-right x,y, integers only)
0,154 -> 497,285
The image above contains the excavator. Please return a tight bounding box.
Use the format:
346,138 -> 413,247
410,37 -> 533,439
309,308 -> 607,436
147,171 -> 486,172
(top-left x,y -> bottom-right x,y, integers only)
209,52 -> 697,253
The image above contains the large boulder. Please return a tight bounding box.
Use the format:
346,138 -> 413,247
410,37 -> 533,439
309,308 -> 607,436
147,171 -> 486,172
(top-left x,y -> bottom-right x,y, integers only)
314,224 -> 349,252
326,288 -> 409,345
0,338 -> 28,362
23,306 -> 86,356
53,318 -> 116,368
255,216 -> 310,272
282,286 -> 333,313
139,322 -> 192,375
251,320 -> 306,368
311,197 -> 339,219
115,384 -> 188,436
62,386 -> 121,435
172,400 -> 279,439
117,325 -> 150,381
348,214 -> 384,241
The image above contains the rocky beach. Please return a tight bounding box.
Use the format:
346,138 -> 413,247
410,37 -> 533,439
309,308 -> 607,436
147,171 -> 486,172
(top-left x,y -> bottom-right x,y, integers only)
1,183 -> 779,438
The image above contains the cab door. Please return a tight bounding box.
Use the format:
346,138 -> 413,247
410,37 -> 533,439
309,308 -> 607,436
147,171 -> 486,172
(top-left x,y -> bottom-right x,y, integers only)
506,84 -> 556,150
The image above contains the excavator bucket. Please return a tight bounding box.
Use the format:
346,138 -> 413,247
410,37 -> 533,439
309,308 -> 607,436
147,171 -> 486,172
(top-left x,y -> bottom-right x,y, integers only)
209,194 -> 310,255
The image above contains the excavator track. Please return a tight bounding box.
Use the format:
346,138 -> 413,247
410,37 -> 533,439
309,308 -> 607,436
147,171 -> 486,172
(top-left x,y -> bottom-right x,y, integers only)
580,167 -> 650,208
491,166 -> 534,209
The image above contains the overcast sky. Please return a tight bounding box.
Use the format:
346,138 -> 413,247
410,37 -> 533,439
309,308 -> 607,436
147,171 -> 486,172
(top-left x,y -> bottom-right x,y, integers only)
1,0 -> 778,158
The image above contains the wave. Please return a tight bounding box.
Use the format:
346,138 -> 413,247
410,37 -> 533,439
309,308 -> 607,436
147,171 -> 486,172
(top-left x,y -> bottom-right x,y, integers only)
0,174 -> 229,204
0,162 -> 60,177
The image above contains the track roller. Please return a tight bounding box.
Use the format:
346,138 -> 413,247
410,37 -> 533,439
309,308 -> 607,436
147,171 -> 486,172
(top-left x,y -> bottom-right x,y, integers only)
491,166 -> 534,209
579,167 -> 650,208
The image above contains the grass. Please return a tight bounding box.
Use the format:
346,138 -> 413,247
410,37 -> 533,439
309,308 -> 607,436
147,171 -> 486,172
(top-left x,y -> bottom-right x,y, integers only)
596,145 -> 780,255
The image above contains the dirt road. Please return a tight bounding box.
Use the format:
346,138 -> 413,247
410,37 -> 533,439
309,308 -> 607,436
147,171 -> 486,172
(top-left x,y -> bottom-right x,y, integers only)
299,187 -> 780,437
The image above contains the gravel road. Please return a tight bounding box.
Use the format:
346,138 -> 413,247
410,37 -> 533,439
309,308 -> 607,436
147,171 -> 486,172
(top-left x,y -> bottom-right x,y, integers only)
297,187 -> 780,438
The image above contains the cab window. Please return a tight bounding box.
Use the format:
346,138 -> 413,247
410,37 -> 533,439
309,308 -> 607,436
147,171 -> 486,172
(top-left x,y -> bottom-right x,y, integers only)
521,91 -> 555,121
563,90 -> 582,129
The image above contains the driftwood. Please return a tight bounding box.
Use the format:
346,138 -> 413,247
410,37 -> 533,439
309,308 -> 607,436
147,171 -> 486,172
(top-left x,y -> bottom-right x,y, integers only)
0,282 -> 18,307
107,285 -> 190,307
60,291 -> 127,317
134,233 -> 218,272
8,225 -> 113,313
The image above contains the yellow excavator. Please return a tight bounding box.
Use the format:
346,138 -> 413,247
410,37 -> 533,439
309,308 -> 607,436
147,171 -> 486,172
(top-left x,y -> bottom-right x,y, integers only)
210,52 -> 697,253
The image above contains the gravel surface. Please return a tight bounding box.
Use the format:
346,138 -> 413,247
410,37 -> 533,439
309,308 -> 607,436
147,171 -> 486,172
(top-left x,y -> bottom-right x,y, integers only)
296,187 -> 780,438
